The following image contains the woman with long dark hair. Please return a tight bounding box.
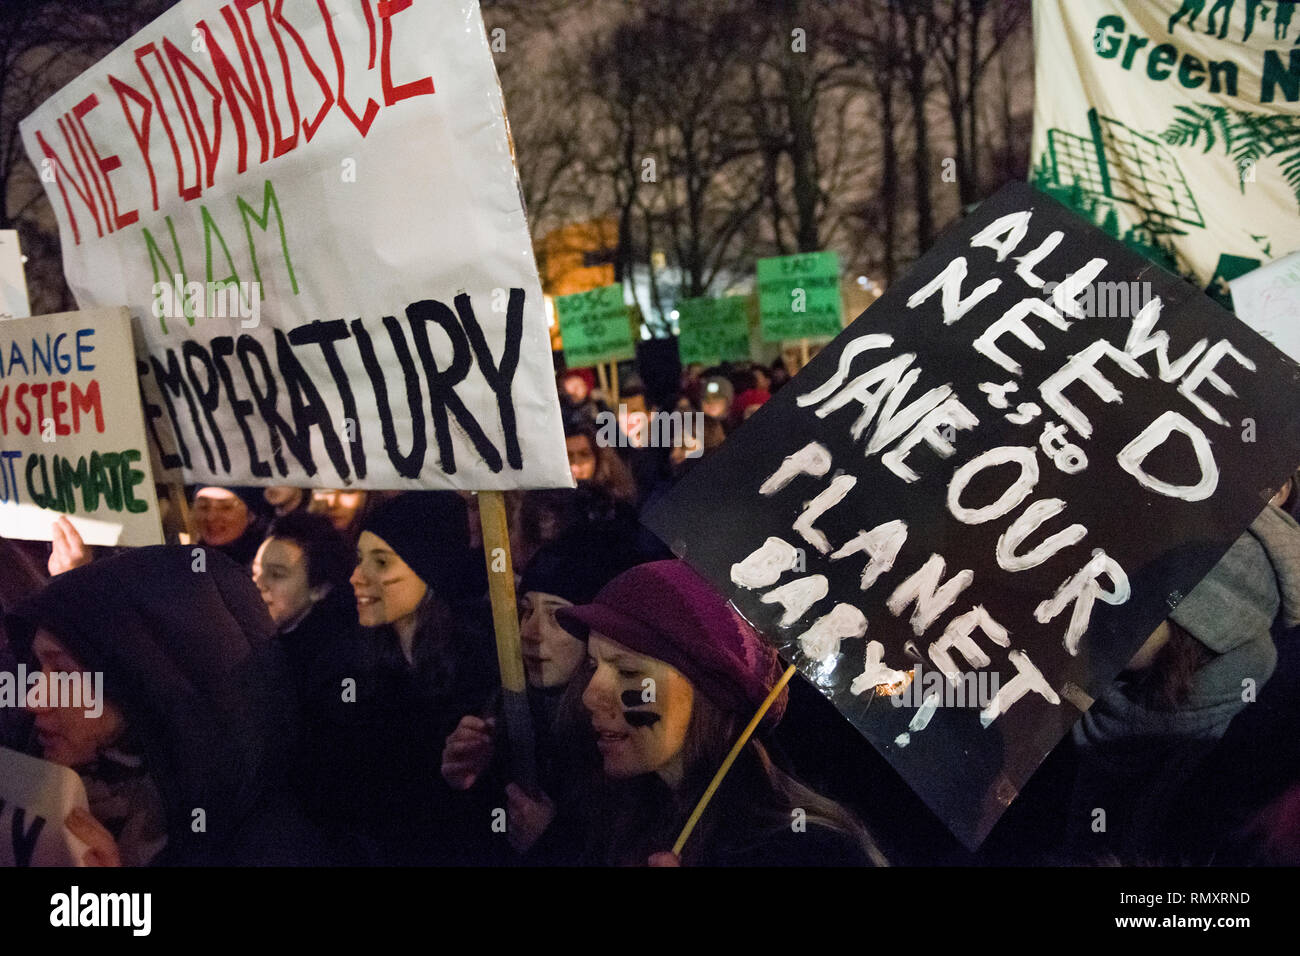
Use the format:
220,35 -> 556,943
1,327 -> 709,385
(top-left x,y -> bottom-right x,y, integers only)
563,422 -> 638,506
441,496 -> 643,849
304,492 -> 499,864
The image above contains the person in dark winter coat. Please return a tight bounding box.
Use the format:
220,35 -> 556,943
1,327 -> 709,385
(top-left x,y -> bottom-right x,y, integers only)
252,512 -> 361,762
5,545 -> 321,866
253,513 -> 356,650
440,496 -> 643,845
304,492 -> 500,865
516,560 -> 885,866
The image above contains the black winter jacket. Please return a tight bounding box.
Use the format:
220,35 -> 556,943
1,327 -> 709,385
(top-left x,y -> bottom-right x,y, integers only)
6,545 -> 324,865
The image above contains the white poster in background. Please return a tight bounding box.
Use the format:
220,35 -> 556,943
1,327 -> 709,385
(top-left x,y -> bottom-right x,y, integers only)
19,0 -> 571,492
0,308 -> 164,547
0,231 -> 31,319
1031,0 -> 1300,301
1230,250 -> 1300,363
0,746 -> 90,867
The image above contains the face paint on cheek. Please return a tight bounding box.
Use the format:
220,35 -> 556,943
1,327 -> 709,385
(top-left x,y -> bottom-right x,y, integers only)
620,689 -> 662,728
621,690 -> 646,708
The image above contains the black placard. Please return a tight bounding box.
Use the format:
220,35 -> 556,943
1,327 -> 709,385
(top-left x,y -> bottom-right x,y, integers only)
644,182 -> 1300,849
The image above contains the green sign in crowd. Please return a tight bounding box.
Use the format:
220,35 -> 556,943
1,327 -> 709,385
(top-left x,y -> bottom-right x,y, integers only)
756,251 -> 843,341
555,284 -> 637,368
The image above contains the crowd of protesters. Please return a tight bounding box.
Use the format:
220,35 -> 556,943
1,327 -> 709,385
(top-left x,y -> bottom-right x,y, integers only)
1,356 -> 1298,867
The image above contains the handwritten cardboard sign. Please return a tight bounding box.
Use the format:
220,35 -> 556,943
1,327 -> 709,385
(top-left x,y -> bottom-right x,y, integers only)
646,182 -> 1300,848
676,296 -> 751,365
0,308 -> 162,547
0,746 -> 90,867
554,284 -> 635,369
757,251 -> 842,342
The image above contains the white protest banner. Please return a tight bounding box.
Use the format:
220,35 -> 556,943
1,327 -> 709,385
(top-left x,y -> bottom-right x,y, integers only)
0,231 -> 31,320
20,0 -> 571,492
0,746 -> 90,867
0,307 -> 164,546
1230,249 -> 1300,363
1031,0 -> 1300,309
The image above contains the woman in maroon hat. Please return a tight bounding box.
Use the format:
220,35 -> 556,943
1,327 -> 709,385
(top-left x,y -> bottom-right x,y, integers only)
515,559 -> 885,866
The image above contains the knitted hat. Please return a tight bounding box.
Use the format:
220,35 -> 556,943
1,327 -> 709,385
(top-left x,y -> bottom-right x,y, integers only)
701,376 -> 734,404
557,560 -> 788,726
519,504 -> 642,606
562,368 -> 596,392
1171,505 -> 1300,652
231,486 -> 275,521
733,388 -> 770,413
191,485 -> 273,521
361,492 -> 474,599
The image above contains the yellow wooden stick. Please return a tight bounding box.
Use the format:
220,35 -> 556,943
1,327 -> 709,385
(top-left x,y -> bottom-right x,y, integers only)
672,663 -> 798,857
477,489 -> 538,790
166,483 -> 193,545
478,490 -> 525,692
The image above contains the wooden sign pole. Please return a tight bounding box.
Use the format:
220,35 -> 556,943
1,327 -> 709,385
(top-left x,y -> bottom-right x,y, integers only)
672,663 -> 797,856
166,483 -> 193,545
609,361 -> 620,408
477,489 -> 539,794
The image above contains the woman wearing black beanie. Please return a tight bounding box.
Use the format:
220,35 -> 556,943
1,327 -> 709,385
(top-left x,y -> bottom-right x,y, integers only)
305,492 -> 500,865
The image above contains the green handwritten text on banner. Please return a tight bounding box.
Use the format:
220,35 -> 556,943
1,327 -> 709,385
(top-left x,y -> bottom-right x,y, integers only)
556,284 -> 636,368
676,297 -> 751,365
757,251 -> 842,341
0,308 -> 162,547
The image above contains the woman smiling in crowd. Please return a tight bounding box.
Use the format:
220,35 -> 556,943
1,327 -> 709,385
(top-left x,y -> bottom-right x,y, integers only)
515,560 -> 885,866
191,486 -> 272,568
303,492 -> 498,864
